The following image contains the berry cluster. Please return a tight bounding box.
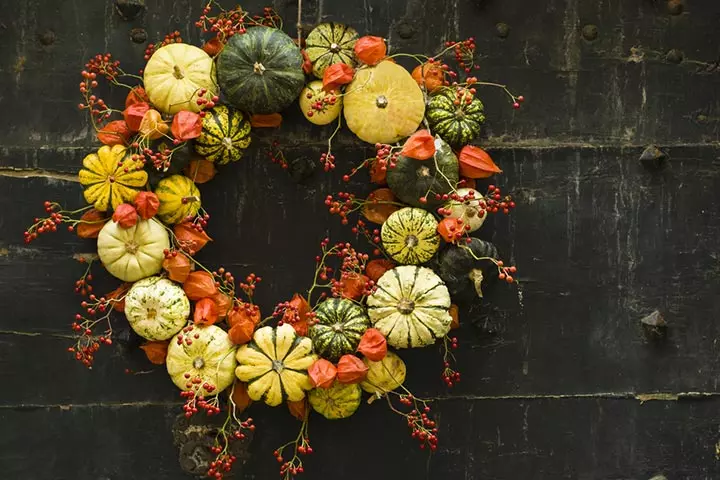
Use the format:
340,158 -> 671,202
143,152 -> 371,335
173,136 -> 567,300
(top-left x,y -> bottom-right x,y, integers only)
196,4 -> 248,40
445,37 -> 478,73
267,141 -> 288,169
236,272 -> 261,300
484,184 -> 516,215
23,201 -> 62,243
496,261 -> 517,283
85,53 -> 120,82
69,278 -> 116,368
396,394 -> 439,451
320,152 -> 336,172
196,88 -> 220,112
441,362 -> 461,388
273,424 -> 312,480
180,388 -> 221,418
304,90 -> 338,118
143,31 -> 183,61
324,192 -> 356,225
372,143 -> 400,172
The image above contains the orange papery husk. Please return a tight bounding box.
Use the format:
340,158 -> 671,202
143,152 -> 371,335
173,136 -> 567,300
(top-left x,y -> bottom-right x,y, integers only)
134,191 -> 160,220
123,102 -> 150,132
183,271 -> 218,300
183,159 -> 217,184
202,37 -> 224,57
287,398 -> 308,420
357,328 -> 387,361
162,252 -> 192,283
336,354 -> 369,384
458,145 -> 502,179
106,282 -> 131,313
125,86 -> 150,108
97,120 -> 132,146
171,110 -> 203,141
361,188 -> 400,224
437,217 -> 463,243
450,304 -> 460,329
228,303 -> 261,327
338,273 -> 369,300
139,109 -> 169,140
228,316 -> 255,345
250,113 -> 283,128
322,63 -> 355,92
399,129 -> 435,160
308,359 -> 337,389
411,63 -> 445,92
76,208 -> 107,239
194,297 -> 219,326
174,222 -> 212,255
111,203 -> 138,229
230,381 -> 253,413
283,293 -> 311,336
354,36 -> 387,65
365,259 -> 395,282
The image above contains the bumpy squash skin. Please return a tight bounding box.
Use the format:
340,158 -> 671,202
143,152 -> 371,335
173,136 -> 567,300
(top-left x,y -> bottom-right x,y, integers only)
308,381 -> 362,419
310,298 -> 371,362
97,218 -> 170,282
343,61 -> 425,145
194,105 -> 252,165
386,137 -> 459,208
437,238 -> 499,300
167,324 -> 237,396
381,207 -> 440,265
124,276 -> 190,341
304,22 -> 359,78
426,87 -> 485,148
367,265 -> 452,349
78,145 -> 147,212
217,27 -> 305,114
143,44 -> 218,115
360,351 -> 406,395
235,324 -> 317,407
154,175 -> 201,225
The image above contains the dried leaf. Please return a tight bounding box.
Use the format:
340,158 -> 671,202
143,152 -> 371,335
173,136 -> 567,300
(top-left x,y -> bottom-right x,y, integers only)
194,297 -> 219,326
322,63 -> 355,92
123,102 -> 150,132
183,271 -> 218,300
250,113 -> 283,128
361,188 -> 400,224
174,222 -> 212,255
411,63 -> 445,92
111,203 -> 138,229
105,282 -> 131,313
140,340 -> 169,365
458,145 -> 502,179
282,294 -> 311,336
183,159 -> 217,184
97,120 -> 132,146
76,208 -> 108,239
365,259 -> 395,282
134,191 -> 160,220
449,304 -> 459,329
139,109 -> 169,140
354,36 -> 386,66
400,129 -> 436,160
336,354 -> 368,384
230,381 -> 253,413
162,252 -> 192,283
300,49 -> 313,74
171,110 -> 203,141
308,359 -> 337,389
287,398 -> 308,421
125,87 -> 149,109
357,328 -> 387,361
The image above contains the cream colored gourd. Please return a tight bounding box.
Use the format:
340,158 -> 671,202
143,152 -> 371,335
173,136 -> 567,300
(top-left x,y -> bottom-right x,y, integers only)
143,44 -> 218,115
444,188 -> 487,232
235,324 -> 317,407
360,351 -> 406,395
97,218 -> 169,282
299,80 -> 343,125
124,276 -> 190,341
367,265 -> 452,348
167,324 -> 237,396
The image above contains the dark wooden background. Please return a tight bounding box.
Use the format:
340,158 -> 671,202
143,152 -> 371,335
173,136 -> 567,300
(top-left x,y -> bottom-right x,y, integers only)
1,0 -> 719,478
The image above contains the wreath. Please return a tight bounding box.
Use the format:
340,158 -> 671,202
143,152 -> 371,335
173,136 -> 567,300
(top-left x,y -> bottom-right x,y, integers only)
23,2 -> 525,478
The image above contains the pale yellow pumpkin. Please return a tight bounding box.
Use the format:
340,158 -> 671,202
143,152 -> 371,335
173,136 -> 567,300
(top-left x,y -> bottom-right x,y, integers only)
97,218 -> 170,282
443,188 -> 487,232
299,80 -> 343,125
143,44 -> 218,115
167,324 -> 237,396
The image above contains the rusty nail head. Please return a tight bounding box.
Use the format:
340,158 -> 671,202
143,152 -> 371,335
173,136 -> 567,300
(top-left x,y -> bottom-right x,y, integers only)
667,0 -> 684,15
130,28 -> 147,44
396,21 -> 415,39
665,48 -> 684,64
581,24 -> 599,41
495,22 -> 510,38
38,29 -> 55,45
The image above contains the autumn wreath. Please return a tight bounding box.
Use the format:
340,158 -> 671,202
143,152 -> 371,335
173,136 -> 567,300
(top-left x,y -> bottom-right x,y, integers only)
23,2 -> 525,479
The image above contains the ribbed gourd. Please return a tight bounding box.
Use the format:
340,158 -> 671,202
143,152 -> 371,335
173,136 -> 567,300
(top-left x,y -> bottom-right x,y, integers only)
310,298 -> 371,362
381,208 -> 440,265
308,381 -> 362,419
124,276 -> 190,341
304,22 -> 359,78
194,105 -> 251,165
367,266 -> 452,349
78,145 -> 147,212
235,324 -> 317,407
217,26 -> 305,114
154,175 -> 201,225
386,137 -> 459,208
360,351 -> 406,395
97,218 -> 169,282
426,87 -> 485,148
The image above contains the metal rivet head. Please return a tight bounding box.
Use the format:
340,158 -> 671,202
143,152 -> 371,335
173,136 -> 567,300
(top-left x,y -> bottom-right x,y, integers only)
396,22 -> 415,39
665,48 -> 684,64
667,0 -> 684,15
581,24 -> 599,41
130,28 -> 147,44
495,22 -> 510,38
38,29 -> 55,46
114,0 -> 146,21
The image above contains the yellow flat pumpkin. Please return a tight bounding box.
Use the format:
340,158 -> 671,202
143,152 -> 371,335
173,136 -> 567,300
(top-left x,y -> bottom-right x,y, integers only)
78,145 -> 147,212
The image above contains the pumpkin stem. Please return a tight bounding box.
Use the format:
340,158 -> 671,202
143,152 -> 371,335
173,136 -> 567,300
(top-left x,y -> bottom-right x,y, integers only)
469,269 -> 484,298
193,357 -> 205,369
417,166 -> 431,178
173,65 -> 184,79
397,299 -> 415,314
125,240 -> 139,254
253,62 -> 266,75
181,196 -> 200,204
376,95 -> 389,108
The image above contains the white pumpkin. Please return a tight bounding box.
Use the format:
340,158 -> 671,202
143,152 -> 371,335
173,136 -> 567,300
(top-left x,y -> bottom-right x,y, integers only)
143,43 -> 218,115
124,276 -> 190,341
367,266 -> 452,348
167,324 -> 237,396
443,188 -> 487,232
97,218 -> 169,282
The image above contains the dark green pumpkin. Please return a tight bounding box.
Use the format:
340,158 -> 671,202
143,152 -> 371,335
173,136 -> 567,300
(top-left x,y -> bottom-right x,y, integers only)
217,27 -> 305,114
305,22 -> 359,79
310,298 -> 370,362
426,87 -> 485,148
386,137 -> 459,209
437,238 -> 499,300
194,105 -> 251,165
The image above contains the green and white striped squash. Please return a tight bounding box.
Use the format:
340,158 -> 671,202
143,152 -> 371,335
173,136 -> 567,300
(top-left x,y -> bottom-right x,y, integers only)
308,381 -> 362,419
426,87 -> 485,148
124,276 -> 190,341
381,207 -> 440,265
310,298 -> 371,362
304,22 -> 359,78
367,266 -> 452,349
194,105 -> 251,165
235,324 -> 317,407
167,324 -> 237,396
154,175 -> 201,225
217,26 -> 305,114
